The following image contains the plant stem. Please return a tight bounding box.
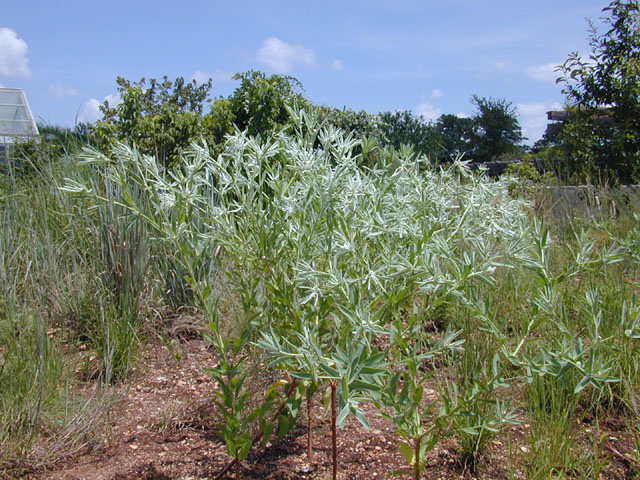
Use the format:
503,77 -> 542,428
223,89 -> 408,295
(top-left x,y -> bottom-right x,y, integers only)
307,391 -> 313,460
331,380 -> 338,480
413,435 -> 421,480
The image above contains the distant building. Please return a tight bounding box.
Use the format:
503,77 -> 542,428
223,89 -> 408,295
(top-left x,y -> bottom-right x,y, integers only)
0,88 -> 39,161
546,107 -> 614,136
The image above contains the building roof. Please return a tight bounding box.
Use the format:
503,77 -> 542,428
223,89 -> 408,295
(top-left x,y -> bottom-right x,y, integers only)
0,88 -> 39,144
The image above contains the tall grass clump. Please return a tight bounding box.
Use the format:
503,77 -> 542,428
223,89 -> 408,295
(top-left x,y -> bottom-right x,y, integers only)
85,169 -> 149,382
0,148 -> 110,472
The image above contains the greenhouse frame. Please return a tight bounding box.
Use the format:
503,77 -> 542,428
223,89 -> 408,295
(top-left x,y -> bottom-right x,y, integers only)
0,87 -> 39,161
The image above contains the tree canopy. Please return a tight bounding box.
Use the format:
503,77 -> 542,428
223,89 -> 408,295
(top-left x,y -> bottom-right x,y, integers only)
377,110 -> 440,158
556,0 -> 640,182
434,113 -> 476,161
86,71 -> 528,170
469,95 -> 525,163
376,98 -> 523,164
222,70 -> 307,137
92,76 -> 212,167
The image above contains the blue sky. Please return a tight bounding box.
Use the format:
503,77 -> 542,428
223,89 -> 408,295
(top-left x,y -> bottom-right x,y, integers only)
1,1 -> 609,144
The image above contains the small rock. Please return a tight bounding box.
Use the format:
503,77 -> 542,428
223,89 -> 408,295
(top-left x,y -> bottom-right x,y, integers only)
296,464 -> 315,473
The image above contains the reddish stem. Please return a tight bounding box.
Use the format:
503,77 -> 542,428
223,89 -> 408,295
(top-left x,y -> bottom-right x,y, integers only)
307,392 -> 313,460
331,380 -> 338,480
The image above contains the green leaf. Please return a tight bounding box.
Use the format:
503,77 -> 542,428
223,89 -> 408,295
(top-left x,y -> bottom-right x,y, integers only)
459,426 -> 479,435
353,406 -> 371,429
422,433 -> 438,454
276,413 -> 292,442
574,375 -> 592,393
225,438 -> 236,458
351,378 -> 381,392
398,441 -> 415,465
238,437 -> 253,461
261,420 -> 274,446
320,364 -> 340,378
285,395 -> 302,418
337,403 -> 351,428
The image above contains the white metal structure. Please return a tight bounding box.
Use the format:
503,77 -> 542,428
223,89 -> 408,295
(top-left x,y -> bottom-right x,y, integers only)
0,87 -> 39,160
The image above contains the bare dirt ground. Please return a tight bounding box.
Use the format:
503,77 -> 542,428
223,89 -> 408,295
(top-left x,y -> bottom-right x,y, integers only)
17,338 -> 637,480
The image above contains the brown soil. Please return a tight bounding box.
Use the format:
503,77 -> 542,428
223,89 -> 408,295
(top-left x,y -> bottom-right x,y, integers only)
18,338 -> 639,480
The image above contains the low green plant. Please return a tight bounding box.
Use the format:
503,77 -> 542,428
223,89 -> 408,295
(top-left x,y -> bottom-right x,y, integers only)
204,323 -> 279,479
504,161 -> 557,198
376,329 -> 464,480
94,302 -> 139,383
445,371 -> 519,469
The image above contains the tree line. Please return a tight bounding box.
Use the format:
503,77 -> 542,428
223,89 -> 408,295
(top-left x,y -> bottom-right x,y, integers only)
83,70 -> 525,169
18,0 -> 640,184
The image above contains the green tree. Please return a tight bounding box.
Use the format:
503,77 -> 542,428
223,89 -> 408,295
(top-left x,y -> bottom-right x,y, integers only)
204,70 -> 308,142
319,106 -> 381,140
201,97 -> 235,147
376,98 -> 524,164
434,114 -> 476,162
470,95 -> 525,163
557,0 -> 640,182
378,110 -> 441,159
91,76 -> 213,167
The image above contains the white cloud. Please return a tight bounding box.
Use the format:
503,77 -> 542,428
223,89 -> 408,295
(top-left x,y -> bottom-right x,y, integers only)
0,28 -> 31,78
414,102 -> 442,122
431,89 -> 443,100
516,101 -> 563,144
257,37 -> 316,73
331,59 -> 344,71
495,61 -> 508,72
105,94 -> 120,106
78,94 -> 120,124
49,82 -> 80,98
456,112 -> 470,118
191,69 -> 233,84
525,62 -> 560,84
78,99 -> 101,124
